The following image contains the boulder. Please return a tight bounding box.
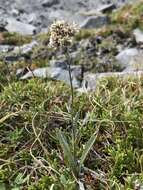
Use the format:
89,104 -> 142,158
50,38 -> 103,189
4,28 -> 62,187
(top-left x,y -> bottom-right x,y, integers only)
0,18 -> 7,32
20,67 -> 80,88
116,48 -> 139,70
80,15 -> 109,29
123,53 -> 143,71
97,3 -> 116,13
5,18 -> 36,35
49,59 -> 67,69
14,41 -> 38,54
133,28 -> 143,44
42,0 -> 59,7
4,55 -> 21,63
0,45 -> 14,53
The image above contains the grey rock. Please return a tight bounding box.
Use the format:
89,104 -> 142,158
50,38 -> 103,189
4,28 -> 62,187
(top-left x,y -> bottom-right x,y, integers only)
49,59 -> 82,79
20,67 -> 62,79
2,41 -> 38,64
49,59 -> 67,69
50,56 -> 82,73
28,13 -> 37,24
81,71 -> 143,91
0,18 -> 7,31
48,10 -> 71,22
4,55 -> 20,63
42,0 -> 59,7
11,8 -> 19,16
0,45 -> 14,53
16,67 -> 28,78
16,68 -> 25,76
116,48 -> 139,69
80,15 -> 109,29
22,13 -> 37,24
14,41 -> 38,54
70,65 -> 82,80
123,52 -> 143,71
54,69 -> 80,88
20,67 -> 80,88
5,18 -> 36,35
97,3 -> 116,13
133,28 -> 143,44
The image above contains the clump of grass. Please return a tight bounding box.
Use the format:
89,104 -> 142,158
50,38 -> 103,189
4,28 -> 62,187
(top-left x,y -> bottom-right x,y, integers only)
35,32 -> 50,45
2,32 -> 32,45
75,29 -> 97,41
110,1 -> 143,30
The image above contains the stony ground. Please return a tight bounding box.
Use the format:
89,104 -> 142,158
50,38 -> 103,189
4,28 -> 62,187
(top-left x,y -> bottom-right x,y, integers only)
0,0 -> 136,31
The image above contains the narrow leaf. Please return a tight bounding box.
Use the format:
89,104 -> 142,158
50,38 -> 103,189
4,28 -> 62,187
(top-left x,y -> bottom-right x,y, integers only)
80,129 -> 99,166
0,183 -> 6,190
57,130 -> 77,173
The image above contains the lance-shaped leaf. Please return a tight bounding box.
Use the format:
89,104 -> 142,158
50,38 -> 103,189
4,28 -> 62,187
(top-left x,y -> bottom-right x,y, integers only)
80,128 -> 99,167
57,130 -> 77,174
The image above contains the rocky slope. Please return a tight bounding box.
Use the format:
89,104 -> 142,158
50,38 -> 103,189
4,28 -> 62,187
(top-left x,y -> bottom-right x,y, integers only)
0,0 -> 136,32
0,0 -> 143,92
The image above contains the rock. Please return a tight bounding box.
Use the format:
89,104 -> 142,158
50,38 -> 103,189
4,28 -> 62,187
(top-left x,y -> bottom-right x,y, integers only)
133,28 -> 143,44
0,0 -> 137,32
42,0 -> 59,7
20,67 -> 80,88
80,15 -> 109,29
11,8 -> 19,16
123,53 -> 143,71
16,67 -> 29,78
50,54 -> 82,72
5,18 -> 36,35
97,3 -> 116,13
70,65 -> 82,80
49,59 -> 82,79
116,48 -> 139,69
81,71 -> 143,91
0,18 -> 7,32
49,59 -> 67,69
1,41 -> 38,64
27,13 -> 37,24
54,69 -> 80,88
4,55 -> 21,63
20,67 -> 63,79
0,45 -> 14,53
14,41 -> 38,54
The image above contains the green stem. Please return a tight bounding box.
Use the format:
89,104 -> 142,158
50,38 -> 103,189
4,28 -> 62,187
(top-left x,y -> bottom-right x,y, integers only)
65,50 -> 76,162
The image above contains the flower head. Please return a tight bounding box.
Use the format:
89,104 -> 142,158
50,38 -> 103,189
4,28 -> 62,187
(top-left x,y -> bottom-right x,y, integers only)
49,20 -> 79,49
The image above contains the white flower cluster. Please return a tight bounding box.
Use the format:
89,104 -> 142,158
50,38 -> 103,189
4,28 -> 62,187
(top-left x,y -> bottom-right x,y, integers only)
49,20 -> 79,48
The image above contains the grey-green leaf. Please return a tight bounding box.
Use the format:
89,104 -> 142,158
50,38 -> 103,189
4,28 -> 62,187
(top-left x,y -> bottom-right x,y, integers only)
57,130 -> 77,173
0,183 -> 6,190
80,129 -> 99,166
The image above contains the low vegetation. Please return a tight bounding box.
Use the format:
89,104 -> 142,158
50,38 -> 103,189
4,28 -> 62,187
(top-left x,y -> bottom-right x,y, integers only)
0,60 -> 143,189
0,1 -> 143,189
